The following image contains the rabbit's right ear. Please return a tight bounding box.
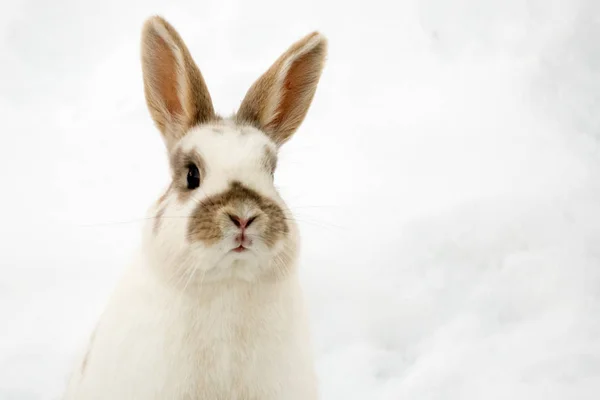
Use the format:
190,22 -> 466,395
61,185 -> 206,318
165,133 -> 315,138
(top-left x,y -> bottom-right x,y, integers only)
236,32 -> 327,147
141,16 -> 215,150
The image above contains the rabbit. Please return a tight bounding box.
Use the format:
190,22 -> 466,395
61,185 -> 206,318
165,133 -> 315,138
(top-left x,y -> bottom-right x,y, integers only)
62,15 -> 327,400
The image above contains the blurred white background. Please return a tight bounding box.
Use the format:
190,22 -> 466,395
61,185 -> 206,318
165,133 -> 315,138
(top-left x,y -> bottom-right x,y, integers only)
1,0 -> 600,398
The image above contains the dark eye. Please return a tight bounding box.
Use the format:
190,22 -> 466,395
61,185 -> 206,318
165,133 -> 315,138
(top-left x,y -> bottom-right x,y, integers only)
187,164 -> 200,190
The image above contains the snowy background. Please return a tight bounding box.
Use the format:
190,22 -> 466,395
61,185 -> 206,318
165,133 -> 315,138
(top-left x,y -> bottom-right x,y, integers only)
1,0 -> 600,398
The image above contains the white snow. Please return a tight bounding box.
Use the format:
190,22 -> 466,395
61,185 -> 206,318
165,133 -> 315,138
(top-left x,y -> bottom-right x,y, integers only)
2,0 -> 600,399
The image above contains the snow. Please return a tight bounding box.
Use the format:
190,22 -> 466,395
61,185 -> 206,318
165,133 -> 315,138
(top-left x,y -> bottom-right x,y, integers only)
1,0 -> 600,398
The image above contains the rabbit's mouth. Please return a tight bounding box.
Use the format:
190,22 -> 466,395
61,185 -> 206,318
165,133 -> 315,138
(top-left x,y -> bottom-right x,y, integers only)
232,245 -> 247,253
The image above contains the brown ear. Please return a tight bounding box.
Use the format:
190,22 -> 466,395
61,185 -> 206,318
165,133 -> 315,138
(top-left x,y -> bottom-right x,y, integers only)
236,32 -> 327,146
141,16 -> 215,150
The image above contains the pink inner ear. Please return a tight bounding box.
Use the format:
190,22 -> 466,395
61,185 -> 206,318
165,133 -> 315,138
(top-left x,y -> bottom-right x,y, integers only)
234,31 -> 326,145
270,49 -> 318,130
150,32 -> 183,117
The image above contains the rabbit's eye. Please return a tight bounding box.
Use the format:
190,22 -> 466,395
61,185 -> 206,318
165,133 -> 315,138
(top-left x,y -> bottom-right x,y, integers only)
187,164 -> 200,190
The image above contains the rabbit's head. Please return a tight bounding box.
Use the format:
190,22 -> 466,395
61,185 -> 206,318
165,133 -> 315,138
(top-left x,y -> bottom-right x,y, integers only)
139,16 -> 327,283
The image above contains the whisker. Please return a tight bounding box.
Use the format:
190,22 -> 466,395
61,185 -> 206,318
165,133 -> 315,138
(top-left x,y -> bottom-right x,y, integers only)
198,186 -> 217,208
281,216 -> 347,231
76,215 -> 194,228
167,261 -> 195,316
166,260 -> 192,291
181,262 -> 198,293
288,205 -> 340,210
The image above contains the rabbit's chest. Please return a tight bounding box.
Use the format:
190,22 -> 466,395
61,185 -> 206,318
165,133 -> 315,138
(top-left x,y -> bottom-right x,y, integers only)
69,280 -> 306,399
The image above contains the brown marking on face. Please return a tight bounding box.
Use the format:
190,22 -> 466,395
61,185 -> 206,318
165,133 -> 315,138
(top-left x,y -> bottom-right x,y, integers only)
262,145 -> 278,175
169,147 -> 207,202
188,181 -> 288,247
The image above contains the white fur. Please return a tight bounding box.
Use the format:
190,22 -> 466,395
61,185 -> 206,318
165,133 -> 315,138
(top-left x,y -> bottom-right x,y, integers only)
62,123 -> 319,399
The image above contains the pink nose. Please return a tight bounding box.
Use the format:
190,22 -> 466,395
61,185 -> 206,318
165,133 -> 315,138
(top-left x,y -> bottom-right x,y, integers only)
228,214 -> 257,230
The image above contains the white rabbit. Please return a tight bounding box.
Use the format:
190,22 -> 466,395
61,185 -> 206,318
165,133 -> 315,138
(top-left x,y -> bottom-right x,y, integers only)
62,15 -> 327,400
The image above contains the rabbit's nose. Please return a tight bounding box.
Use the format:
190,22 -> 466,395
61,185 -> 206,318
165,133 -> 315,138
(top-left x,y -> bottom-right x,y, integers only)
227,214 -> 257,230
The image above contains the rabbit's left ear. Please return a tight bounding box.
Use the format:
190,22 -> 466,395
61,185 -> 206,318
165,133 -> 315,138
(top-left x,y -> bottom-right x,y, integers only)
141,16 -> 215,150
237,32 -> 328,147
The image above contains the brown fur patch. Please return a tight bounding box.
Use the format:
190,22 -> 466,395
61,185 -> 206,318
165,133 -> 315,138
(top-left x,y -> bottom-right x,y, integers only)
262,145 -> 278,175
239,127 -> 256,136
169,147 -> 207,202
188,181 -> 288,247
236,32 -> 327,146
